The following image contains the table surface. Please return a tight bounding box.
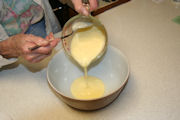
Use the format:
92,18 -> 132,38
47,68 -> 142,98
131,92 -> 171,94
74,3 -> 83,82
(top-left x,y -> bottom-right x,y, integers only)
0,0 -> 180,120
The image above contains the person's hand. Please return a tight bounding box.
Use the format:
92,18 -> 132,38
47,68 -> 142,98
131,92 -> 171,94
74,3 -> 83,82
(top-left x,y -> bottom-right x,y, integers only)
71,0 -> 98,16
0,33 -> 60,63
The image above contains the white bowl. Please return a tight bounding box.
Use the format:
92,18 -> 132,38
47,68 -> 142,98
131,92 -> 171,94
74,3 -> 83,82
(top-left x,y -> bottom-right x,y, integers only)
47,45 -> 129,110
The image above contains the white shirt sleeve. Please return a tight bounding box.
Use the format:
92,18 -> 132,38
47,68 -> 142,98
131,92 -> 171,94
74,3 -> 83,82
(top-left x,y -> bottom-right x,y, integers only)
0,56 -> 17,68
0,25 -> 17,68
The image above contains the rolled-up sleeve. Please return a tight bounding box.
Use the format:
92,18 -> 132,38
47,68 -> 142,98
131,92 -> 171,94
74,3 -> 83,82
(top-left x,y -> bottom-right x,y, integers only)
0,56 -> 17,68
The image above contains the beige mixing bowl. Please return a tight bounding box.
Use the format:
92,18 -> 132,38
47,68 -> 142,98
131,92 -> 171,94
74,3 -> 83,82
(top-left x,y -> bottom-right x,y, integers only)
47,45 -> 129,110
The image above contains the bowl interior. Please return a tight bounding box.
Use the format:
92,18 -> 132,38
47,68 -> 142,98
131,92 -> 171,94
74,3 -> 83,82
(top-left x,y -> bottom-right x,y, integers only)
47,45 -> 129,100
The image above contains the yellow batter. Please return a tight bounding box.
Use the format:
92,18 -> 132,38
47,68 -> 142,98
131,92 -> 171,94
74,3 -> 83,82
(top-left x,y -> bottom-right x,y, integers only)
70,25 -> 106,100
71,75 -> 105,100
71,26 -> 106,67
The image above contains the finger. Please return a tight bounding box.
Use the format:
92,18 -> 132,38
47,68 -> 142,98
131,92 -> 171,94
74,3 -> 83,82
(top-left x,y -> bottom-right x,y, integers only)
89,0 -> 98,11
45,33 -> 52,41
31,45 -> 53,55
28,34 -> 50,47
23,42 -> 38,54
71,0 -> 83,12
49,32 -> 54,41
46,35 -> 49,40
23,53 -> 41,62
31,54 -> 50,63
36,37 -> 61,54
50,38 -> 61,48
81,7 -> 89,16
30,37 -> 60,54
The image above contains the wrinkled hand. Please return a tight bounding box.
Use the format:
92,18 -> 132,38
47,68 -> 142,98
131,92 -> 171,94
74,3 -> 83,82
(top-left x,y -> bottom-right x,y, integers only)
71,0 -> 98,16
6,33 -> 60,63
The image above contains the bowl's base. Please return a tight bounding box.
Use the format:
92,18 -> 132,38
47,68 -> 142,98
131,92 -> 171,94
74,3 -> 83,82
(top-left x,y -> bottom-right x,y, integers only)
51,79 -> 128,111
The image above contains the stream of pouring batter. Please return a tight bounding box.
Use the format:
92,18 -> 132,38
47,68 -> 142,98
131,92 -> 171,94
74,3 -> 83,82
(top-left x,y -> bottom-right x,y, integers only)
84,67 -> 88,86
70,25 -> 106,100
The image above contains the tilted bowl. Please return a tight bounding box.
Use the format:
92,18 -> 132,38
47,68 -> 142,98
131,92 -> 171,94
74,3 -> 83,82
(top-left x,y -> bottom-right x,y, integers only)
61,14 -> 108,68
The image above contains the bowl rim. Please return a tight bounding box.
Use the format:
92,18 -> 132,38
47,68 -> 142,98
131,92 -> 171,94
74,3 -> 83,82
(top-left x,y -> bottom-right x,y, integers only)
47,45 -> 130,101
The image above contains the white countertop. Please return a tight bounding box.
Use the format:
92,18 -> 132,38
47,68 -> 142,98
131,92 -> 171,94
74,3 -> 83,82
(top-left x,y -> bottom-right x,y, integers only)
0,0 -> 180,120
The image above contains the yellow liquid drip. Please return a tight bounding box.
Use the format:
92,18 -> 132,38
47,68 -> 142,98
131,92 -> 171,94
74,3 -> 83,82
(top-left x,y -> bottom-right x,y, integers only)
70,25 -> 105,100
71,69 -> 105,100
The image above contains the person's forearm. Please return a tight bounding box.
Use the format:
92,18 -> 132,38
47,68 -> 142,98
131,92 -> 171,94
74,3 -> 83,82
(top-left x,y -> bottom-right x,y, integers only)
0,37 -> 18,59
